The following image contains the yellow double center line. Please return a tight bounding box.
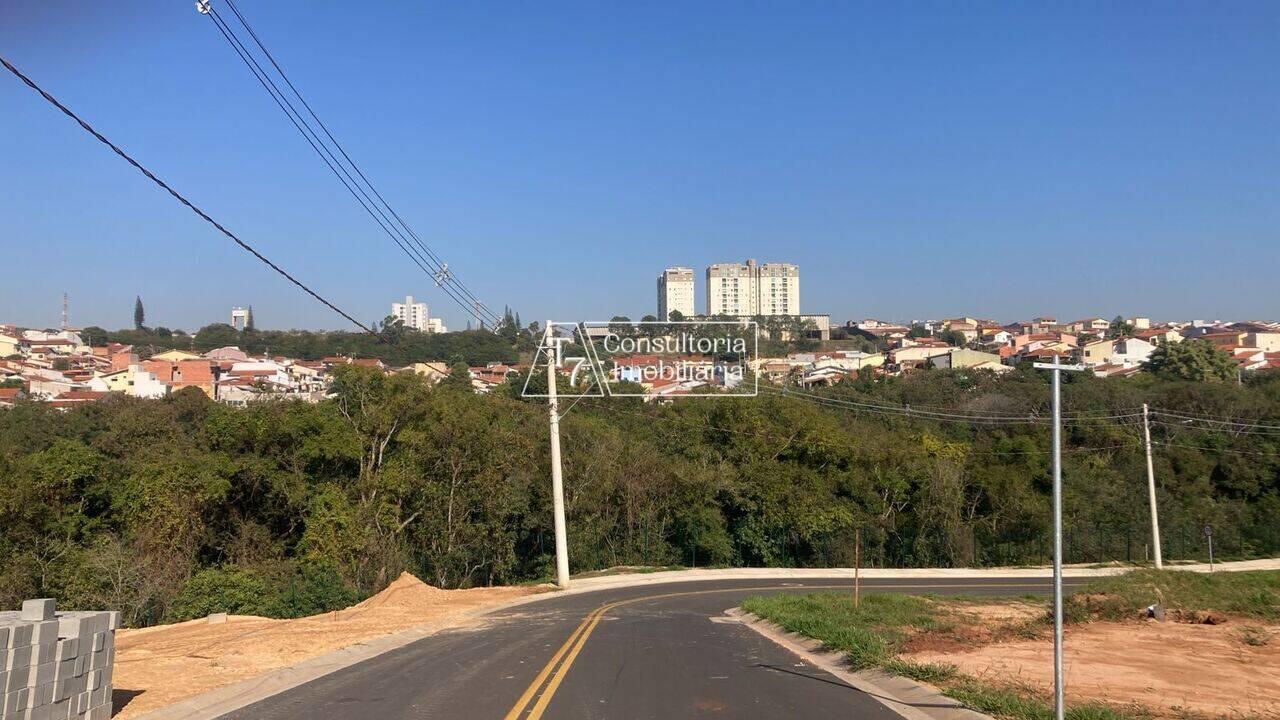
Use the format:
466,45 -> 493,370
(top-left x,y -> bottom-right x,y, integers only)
502,580 -> 1052,719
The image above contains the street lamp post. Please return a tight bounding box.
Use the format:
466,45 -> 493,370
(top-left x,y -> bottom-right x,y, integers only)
1033,355 -> 1085,720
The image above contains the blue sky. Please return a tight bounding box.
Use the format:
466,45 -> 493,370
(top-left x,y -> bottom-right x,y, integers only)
2,1 -> 1277,331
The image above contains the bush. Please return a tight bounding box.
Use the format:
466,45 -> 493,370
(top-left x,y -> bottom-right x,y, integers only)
167,562 -> 359,622
263,561 -> 358,618
169,567 -> 271,621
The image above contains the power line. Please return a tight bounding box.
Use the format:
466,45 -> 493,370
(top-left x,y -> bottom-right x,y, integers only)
760,386 -> 1146,428
201,6 -> 483,328
1150,408 -> 1280,433
0,54 -> 379,337
1154,440 -> 1280,458
578,399 -> 1140,457
218,0 -> 501,327
200,0 -> 503,329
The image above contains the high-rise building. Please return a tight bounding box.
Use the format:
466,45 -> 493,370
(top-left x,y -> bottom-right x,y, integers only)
230,306 -> 252,331
756,262 -> 799,316
705,259 -> 799,317
706,261 -> 757,316
657,267 -> 695,320
391,295 -> 447,333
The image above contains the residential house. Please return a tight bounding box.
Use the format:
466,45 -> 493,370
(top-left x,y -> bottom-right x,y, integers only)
152,349 -> 204,362
927,348 -> 1003,371
401,362 -> 451,384
1135,327 -> 1182,345
1079,338 -> 1114,366
1246,332 -> 1280,352
1111,337 -> 1155,367
1068,318 -> 1111,335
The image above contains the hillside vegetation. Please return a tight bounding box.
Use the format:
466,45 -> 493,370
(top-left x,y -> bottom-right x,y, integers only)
1,364 -> 1277,626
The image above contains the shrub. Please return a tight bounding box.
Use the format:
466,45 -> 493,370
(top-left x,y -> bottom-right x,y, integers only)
263,561 -> 358,618
169,567 -> 271,621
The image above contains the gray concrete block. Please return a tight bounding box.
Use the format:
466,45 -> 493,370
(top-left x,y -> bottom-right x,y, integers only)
52,640 -> 75,665
27,663 -> 54,687
19,602 -> 54,624
6,646 -> 32,675
5,624 -> 32,649
32,644 -> 54,666
28,624 -> 57,648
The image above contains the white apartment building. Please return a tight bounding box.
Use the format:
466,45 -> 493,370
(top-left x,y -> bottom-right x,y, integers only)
705,259 -> 799,317
391,295 -> 447,333
657,267 -> 696,320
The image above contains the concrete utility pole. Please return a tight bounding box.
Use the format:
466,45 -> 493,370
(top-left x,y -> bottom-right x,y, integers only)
545,323 -> 571,589
1033,355 -> 1084,720
1142,404 -> 1163,569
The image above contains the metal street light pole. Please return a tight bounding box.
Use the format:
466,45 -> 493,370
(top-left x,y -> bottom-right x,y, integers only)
1142,404 -> 1163,569
545,323 -> 571,589
1033,354 -> 1084,720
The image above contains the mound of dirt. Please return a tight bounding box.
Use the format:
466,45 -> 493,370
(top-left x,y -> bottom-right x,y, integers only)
345,571 -> 447,613
111,574 -> 547,719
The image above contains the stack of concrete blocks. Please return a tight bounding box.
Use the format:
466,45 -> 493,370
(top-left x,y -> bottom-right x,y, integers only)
1,599 -> 120,720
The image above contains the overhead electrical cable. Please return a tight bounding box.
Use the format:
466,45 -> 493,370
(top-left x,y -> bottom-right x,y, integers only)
0,55 -> 379,337
1149,408 -> 1280,433
578,400 -> 1141,457
760,386 -> 1144,426
202,5 -> 487,328
218,0 -> 500,328
200,0 -> 502,328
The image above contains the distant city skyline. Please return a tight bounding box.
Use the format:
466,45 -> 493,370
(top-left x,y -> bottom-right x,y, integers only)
2,2 -> 1276,330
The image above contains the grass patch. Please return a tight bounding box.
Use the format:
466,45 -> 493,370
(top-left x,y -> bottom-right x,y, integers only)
740,592 -> 949,669
741,589 -> 1159,720
945,678 -> 1147,720
1069,569 -> 1280,622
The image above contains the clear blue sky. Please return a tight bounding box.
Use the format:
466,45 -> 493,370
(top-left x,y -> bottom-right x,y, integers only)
2,1 -> 1277,331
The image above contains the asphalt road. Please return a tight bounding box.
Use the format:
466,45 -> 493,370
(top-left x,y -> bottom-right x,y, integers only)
218,576 -> 1074,720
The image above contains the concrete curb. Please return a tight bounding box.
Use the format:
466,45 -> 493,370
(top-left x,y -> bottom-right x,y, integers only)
128,558 -> 1279,719
727,607 -> 991,720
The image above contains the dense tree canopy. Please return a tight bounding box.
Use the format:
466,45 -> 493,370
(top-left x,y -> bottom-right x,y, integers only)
1145,338 -> 1237,383
2,365 -> 1277,626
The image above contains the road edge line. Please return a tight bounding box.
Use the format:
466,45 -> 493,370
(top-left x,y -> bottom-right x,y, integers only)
727,607 -> 993,720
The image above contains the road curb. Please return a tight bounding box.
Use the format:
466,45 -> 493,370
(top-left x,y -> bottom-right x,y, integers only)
727,607 -> 992,720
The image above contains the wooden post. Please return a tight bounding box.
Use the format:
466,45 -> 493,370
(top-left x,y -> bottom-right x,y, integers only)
854,527 -> 861,609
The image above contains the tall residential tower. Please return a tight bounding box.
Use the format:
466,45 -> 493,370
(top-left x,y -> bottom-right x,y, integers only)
391,295 -> 446,333
705,259 -> 799,317
657,266 -> 696,320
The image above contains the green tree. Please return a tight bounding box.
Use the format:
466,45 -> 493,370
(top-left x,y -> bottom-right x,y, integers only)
1107,315 -> 1135,339
442,362 -> 475,393
608,316 -> 634,338
133,296 -> 146,331
1144,338 -> 1237,382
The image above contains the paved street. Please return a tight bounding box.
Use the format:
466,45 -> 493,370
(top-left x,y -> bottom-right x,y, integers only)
218,576 -> 1076,720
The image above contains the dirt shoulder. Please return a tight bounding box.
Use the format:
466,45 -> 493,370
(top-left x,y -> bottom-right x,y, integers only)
112,573 -> 547,719
742,569 -> 1280,720
904,615 -> 1280,718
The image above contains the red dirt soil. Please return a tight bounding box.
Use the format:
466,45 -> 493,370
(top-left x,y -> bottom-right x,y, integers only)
906,617 -> 1280,718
